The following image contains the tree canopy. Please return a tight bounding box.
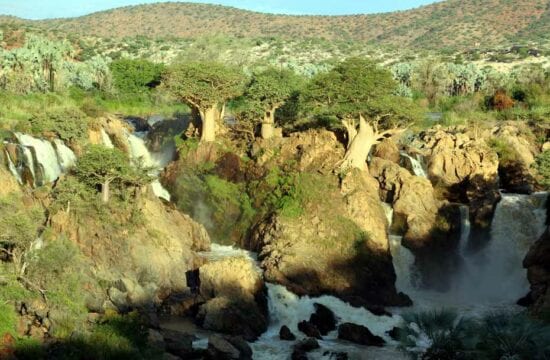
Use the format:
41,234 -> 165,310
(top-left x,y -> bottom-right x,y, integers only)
305,57 -> 421,127
162,61 -> 245,110
110,59 -> 164,95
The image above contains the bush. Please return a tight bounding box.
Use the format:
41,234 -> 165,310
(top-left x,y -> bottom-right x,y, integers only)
27,107 -> 89,144
110,59 -> 164,96
533,150 -> 550,188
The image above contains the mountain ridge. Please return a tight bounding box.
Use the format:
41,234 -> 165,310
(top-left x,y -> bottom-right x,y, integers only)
1,0 -> 549,50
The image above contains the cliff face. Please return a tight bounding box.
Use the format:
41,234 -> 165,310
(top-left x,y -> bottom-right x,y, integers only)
524,223 -> 550,316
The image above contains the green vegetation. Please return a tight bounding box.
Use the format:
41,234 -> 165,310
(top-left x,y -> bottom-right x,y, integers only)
399,310 -> 550,360
162,61 -> 245,142
75,145 -> 150,203
533,150 -> 550,188
110,59 -> 164,96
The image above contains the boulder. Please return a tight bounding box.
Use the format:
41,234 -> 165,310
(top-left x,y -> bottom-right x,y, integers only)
198,297 -> 267,341
205,335 -> 252,360
309,303 -> 337,336
197,256 -> 267,340
162,329 -> 196,358
279,325 -> 296,341
298,320 -> 322,339
292,338 -> 320,360
373,139 -> 400,164
337,323 -> 385,347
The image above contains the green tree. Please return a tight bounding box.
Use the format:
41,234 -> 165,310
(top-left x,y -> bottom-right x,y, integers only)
305,57 -> 420,172
244,67 -> 303,139
162,62 -> 245,142
75,145 -> 149,203
110,59 -> 164,95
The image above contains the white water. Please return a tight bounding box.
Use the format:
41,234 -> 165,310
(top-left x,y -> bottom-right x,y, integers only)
201,244 -> 407,360
401,152 -> 427,178
391,192 -> 549,313
100,128 -> 115,149
7,134 -> 76,186
5,149 -> 23,184
53,139 -> 77,172
125,131 -> 172,201
15,133 -> 62,184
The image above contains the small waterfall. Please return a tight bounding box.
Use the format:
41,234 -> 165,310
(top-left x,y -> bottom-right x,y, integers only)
15,133 -> 62,184
401,152 -> 427,178
390,235 -> 417,294
125,131 -> 172,201
53,139 -> 77,172
458,205 -> 471,255
5,149 -> 23,184
382,202 -> 394,228
100,128 -> 114,149
6,134 -> 76,187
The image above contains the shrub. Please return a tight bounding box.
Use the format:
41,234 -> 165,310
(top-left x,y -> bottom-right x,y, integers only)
486,90 -> 514,111
533,150 -> 550,188
27,107 -> 89,144
110,59 -> 165,96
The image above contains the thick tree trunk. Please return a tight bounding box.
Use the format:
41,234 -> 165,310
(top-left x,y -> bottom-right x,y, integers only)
340,115 -> 376,172
200,106 -> 218,142
101,179 -> 111,203
261,109 -> 276,139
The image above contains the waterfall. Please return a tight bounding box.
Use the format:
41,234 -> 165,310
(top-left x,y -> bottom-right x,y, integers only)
6,134 -> 76,187
5,149 -> 23,184
53,139 -> 77,172
100,128 -> 114,149
458,205 -> 471,255
15,133 -> 62,184
201,244 -> 406,359
457,192 -> 548,304
125,131 -> 172,201
401,152 -> 427,178
391,192 -> 549,311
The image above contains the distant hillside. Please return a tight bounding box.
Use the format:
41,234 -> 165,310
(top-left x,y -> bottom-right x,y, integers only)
2,0 -> 550,50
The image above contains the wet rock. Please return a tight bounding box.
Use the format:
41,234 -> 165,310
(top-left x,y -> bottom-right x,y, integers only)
162,329 -> 195,358
524,226 -> 550,315
387,327 -> 402,341
148,329 -> 166,350
323,351 -> 349,360
337,323 -> 385,347
198,297 -> 267,341
292,338 -> 320,359
309,303 -> 336,335
279,325 -> 296,341
298,320 -> 322,339
205,335 -> 252,360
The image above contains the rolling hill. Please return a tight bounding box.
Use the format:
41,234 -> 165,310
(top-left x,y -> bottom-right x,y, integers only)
1,0 -> 550,50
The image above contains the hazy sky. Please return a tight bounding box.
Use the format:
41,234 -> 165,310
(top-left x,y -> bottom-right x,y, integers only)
0,0 -> 439,20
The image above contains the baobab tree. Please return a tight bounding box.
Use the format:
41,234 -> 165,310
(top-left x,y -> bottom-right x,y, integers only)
244,67 -> 303,139
162,62 -> 245,142
306,58 -> 421,172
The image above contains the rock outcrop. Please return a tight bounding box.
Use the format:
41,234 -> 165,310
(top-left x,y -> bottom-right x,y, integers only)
523,225 -> 550,315
251,132 -> 410,307
370,157 -> 441,250
412,127 -> 499,229
197,257 -> 268,341
49,192 -> 210,311
337,323 -> 385,346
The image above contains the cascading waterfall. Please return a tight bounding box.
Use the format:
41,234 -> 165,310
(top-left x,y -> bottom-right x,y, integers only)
400,152 -> 427,178
100,128 -> 115,149
391,192 -> 549,312
125,131 -> 172,201
199,244 -> 406,360
5,134 -> 76,186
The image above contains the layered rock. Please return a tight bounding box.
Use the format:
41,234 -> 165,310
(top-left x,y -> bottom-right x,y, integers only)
412,127 -> 499,229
